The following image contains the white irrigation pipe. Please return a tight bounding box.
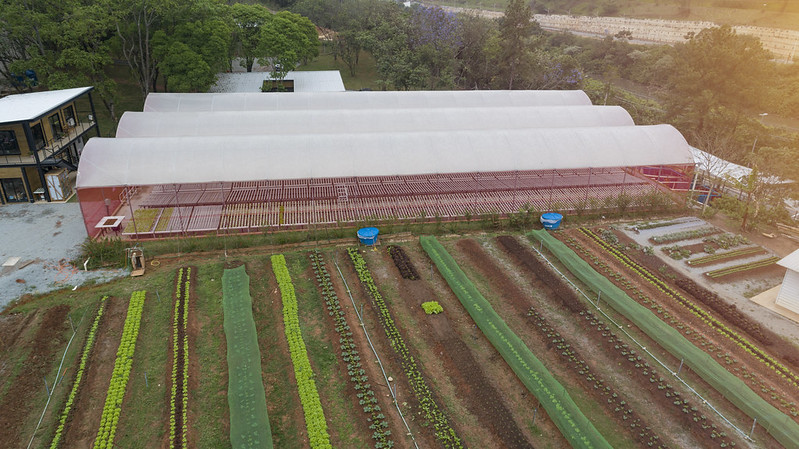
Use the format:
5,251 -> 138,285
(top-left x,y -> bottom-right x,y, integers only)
529,242 -> 752,441
26,309 -> 87,449
333,254 -> 421,449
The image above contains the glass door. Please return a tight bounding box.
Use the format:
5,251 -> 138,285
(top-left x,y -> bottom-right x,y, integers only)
1,178 -> 28,202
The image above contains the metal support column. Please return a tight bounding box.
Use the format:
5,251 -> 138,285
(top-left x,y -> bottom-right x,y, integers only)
87,91 -> 100,137
23,123 -> 50,202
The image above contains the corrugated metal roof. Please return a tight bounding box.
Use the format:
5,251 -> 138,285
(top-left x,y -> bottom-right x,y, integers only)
115,105 -> 634,137
0,87 -> 93,123
209,70 -> 345,93
143,90 -> 593,112
77,125 -> 693,188
778,249 -> 799,271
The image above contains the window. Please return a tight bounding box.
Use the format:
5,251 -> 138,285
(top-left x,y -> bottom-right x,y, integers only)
31,123 -> 45,150
0,130 -> 20,155
63,105 -> 76,128
1,178 -> 27,202
49,113 -> 63,140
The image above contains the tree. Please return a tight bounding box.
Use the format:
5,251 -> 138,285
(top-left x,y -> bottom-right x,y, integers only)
497,0 -> 537,89
152,18 -> 230,93
230,3 -> 270,72
258,11 -> 319,80
664,25 -> 773,135
455,12 -> 500,89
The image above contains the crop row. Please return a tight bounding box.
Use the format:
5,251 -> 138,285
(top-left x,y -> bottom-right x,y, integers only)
50,297 -> 108,449
650,226 -> 719,244
169,268 -> 190,449
579,227 -> 799,390
309,250 -> 393,448
527,308 -> 670,448
504,233 -> 738,447
705,257 -> 780,278
419,236 -> 611,449
500,234 -> 735,446
687,247 -> 764,266
271,255 -> 332,449
387,245 -> 420,280
93,290 -> 146,449
533,229 -> 799,448
347,247 -> 463,449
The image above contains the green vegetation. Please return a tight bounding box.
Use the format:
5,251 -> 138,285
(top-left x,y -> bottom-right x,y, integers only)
308,250 -> 392,448
49,297 -> 107,449
421,301 -> 443,315
705,256 -> 781,278
348,247 -> 463,448
270,254 -> 332,449
687,247 -> 764,266
420,236 -> 612,449
531,228 -> 799,448
93,291 -> 146,449
222,266 -> 273,449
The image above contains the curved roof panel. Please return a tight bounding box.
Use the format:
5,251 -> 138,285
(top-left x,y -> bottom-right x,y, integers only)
142,90 -> 592,112
78,125 -> 692,188
116,106 -> 634,137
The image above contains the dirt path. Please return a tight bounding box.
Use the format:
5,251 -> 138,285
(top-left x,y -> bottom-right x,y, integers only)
60,298 -> 126,448
0,304 -> 70,446
329,249 -> 437,449
565,229 -> 792,445
374,245 -> 534,449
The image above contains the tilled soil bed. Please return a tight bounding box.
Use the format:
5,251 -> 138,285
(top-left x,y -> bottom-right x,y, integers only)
0,304 -> 71,447
565,228 -> 798,442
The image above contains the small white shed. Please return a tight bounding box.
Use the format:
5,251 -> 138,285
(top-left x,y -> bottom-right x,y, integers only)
776,249 -> 799,313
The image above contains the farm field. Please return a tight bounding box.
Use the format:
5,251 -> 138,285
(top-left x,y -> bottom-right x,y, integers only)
1,226 -> 798,449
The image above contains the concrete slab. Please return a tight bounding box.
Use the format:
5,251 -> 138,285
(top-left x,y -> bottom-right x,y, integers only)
750,284 -> 799,325
0,202 -> 126,309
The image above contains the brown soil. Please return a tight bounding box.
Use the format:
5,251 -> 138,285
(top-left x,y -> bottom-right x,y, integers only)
187,267 -> 200,449
494,235 -> 739,448
376,245 -> 533,449
0,304 -> 70,446
460,237 -> 694,448
0,311 -> 37,355
330,250 -> 437,449
567,228 -> 794,444
60,297 -> 127,448
250,258 -> 309,449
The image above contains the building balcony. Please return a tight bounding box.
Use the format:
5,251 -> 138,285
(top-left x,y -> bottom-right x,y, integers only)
0,119 -> 96,167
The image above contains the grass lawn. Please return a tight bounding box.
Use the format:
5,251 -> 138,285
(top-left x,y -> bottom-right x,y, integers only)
299,51 -> 381,91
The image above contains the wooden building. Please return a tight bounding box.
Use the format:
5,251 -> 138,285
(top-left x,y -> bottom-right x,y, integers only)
0,87 -> 99,204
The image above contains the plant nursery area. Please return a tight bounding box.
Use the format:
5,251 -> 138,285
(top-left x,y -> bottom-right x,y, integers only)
3,218 -> 799,449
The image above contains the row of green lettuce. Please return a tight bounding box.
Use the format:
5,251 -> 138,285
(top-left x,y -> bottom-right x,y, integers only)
92,291 -> 146,449
529,229 -> 799,449
271,255 -> 333,449
419,236 -> 612,449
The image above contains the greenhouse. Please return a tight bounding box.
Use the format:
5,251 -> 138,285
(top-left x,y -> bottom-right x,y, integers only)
77,90 -> 694,239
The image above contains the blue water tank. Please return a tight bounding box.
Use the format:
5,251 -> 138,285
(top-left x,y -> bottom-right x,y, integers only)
357,227 -> 379,245
540,213 -> 563,230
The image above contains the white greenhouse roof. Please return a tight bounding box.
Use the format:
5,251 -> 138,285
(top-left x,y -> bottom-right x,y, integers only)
0,86 -> 92,123
778,249 -> 799,272
691,147 -> 787,185
143,90 -> 593,112
209,71 -> 345,93
115,106 -> 634,138
77,124 -> 692,188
